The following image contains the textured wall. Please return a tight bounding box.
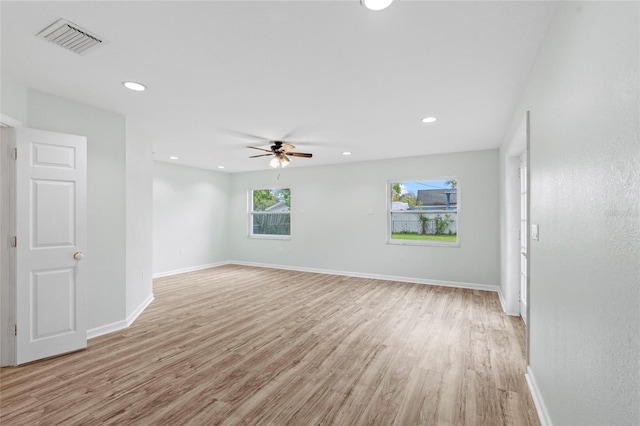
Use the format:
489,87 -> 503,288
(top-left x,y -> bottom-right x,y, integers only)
501,2 -> 640,424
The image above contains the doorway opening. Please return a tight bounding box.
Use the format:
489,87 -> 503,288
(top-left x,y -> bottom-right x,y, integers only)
504,112 -> 530,334
519,149 -> 529,325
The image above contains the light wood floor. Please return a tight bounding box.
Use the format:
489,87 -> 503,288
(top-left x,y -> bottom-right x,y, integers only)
1,265 -> 539,425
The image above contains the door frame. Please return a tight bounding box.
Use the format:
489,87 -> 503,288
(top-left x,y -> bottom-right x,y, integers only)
519,149 -> 529,325
0,114 -> 22,366
504,112 -> 531,357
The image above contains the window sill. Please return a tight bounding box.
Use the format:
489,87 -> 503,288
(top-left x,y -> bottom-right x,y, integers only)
387,239 -> 460,248
248,235 -> 291,241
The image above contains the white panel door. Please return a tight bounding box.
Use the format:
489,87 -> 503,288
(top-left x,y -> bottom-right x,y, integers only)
15,128 -> 87,365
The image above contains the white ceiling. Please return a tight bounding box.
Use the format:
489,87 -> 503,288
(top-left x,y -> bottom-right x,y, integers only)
1,1 -> 556,172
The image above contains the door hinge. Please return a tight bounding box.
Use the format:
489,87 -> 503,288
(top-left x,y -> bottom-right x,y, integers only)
14,324 -> 17,336
10,236 -> 17,248
11,147 -> 17,160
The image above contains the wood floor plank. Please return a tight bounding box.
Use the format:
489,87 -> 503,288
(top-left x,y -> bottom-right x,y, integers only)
0,265 -> 539,425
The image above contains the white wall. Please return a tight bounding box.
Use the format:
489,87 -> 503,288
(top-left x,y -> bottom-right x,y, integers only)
27,90 -> 128,330
500,2 -> 639,424
152,162 -> 230,276
0,74 -> 27,124
229,150 -> 500,287
1,79 -> 155,340
125,121 -> 154,318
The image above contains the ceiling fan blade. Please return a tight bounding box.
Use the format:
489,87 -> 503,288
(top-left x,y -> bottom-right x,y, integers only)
280,131 -> 294,140
281,144 -> 296,152
249,153 -> 274,158
288,152 -> 313,158
224,129 -> 272,142
247,146 -> 273,153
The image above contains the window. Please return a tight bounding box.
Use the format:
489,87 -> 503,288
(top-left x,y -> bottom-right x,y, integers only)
388,179 -> 459,246
250,188 -> 291,238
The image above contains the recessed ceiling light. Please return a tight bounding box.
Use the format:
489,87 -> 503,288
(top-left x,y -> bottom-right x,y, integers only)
169,156 -> 178,160
361,0 -> 394,11
122,81 -> 147,91
421,117 -> 437,123
342,151 -> 352,156
218,166 -> 225,169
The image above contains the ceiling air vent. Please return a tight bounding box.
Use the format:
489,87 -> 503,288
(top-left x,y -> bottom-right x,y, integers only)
36,19 -> 105,55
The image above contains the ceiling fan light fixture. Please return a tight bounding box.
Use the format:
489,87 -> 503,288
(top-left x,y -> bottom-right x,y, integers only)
361,0 -> 394,11
269,153 -> 290,168
248,139 -> 312,168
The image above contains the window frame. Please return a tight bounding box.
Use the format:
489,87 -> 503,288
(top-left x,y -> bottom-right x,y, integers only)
387,178 -> 460,247
248,187 -> 291,240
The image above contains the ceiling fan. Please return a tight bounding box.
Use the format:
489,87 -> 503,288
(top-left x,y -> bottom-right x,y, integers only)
248,141 -> 313,168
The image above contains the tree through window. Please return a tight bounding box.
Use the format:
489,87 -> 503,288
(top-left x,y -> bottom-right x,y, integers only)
250,188 -> 291,237
388,179 -> 459,246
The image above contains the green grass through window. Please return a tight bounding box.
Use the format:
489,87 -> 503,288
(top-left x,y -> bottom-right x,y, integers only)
391,233 -> 457,242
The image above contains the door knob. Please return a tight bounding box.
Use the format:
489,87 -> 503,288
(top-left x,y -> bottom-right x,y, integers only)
73,251 -> 84,260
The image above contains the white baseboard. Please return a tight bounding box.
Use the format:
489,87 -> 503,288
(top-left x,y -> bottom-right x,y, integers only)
87,293 -> 155,339
152,261 -> 230,279
498,288 -> 520,316
87,319 -> 127,339
230,261 -> 499,292
126,293 -> 154,327
526,366 -> 553,426
498,287 -> 507,312
498,287 -> 520,317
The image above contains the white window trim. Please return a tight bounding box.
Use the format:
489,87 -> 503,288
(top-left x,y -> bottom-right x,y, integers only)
386,178 -> 460,247
248,188 -> 292,240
